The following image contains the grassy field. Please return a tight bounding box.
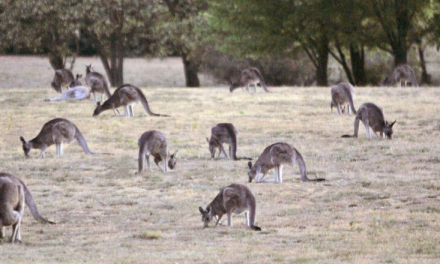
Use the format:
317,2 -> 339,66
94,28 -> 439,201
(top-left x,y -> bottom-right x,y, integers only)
0,86 -> 439,264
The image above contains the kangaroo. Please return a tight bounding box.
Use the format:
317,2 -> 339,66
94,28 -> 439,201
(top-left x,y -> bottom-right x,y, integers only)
93,84 -> 169,117
206,123 -> 251,160
51,69 -> 74,93
199,184 -> 261,231
330,82 -> 356,115
137,130 -> 178,173
45,75 -> 91,102
20,118 -> 95,158
0,177 -> 24,243
85,64 -> 112,102
380,65 -> 419,87
342,102 -> 396,139
229,68 -> 270,93
0,173 -> 55,225
248,142 -> 325,183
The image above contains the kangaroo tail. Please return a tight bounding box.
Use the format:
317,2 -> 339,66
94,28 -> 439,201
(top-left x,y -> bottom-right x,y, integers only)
135,87 -> 170,117
74,126 -> 95,155
294,150 -> 310,182
248,196 -> 261,231
252,68 -> 270,92
341,135 -> 355,138
21,181 -> 55,224
345,87 -> 357,114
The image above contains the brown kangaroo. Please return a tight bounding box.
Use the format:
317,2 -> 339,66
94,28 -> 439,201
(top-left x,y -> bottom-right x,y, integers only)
230,68 -> 270,93
331,82 -> 356,115
0,173 -> 55,225
0,177 -> 24,243
85,64 -> 112,102
206,123 -> 252,160
138,130 -> 178,173
248,142 -> 325,183
93,84 -> 169,117
20,118 -> 95,158
342,102 -> 396,139
199,184 -> 261,231
51,69 -> 74,93
380,64 -> 418,87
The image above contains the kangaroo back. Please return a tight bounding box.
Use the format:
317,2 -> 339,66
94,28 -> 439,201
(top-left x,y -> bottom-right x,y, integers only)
134,87 -> 170,117
74,126 -> 95,154
251,68 -> 270,92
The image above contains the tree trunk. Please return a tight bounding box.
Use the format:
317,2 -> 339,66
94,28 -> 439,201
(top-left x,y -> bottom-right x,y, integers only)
182,54 -> 200,87
393,44 -> 407,66
316,35 -> 329,86
418,44 -> 430,85
350,44 -> 367,86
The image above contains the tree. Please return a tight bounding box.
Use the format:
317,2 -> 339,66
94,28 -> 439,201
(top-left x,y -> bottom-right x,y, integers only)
0,0 -> 79,70
80,0 -> 161,87
363,0 -> 430,66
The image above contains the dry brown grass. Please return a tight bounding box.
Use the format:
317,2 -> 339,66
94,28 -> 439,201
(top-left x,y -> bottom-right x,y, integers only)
0,86 -> 439,264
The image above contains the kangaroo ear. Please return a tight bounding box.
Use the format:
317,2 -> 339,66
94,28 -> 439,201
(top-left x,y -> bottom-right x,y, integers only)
206,206 -> 211,213
390,120 -> 396,127
199,206 -> 205,214
96,102 -> 101,107
173,150 -> 179,158
20,136 -> 26,144
248,161 -> 253,169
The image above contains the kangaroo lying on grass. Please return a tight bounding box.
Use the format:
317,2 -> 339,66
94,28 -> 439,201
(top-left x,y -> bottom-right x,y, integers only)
248,142 -> 325,183
138,130 -> 178,173
199,184 -> 261,231
229,68 -> 270,93
342,102 -> 396,139
93,84 -> 169,117
380,64 -> 418,87
85,64 -> 113,102
206,123 -> 252,160
51,69 -> 74,93
20,118 -> 95,158
45,74 -> 91,101
331,82 -> 356,115
0,173 -> 55,243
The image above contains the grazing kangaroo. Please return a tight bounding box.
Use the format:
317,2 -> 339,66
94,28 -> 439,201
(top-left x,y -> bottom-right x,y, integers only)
0,173 -> 55,224
20,118 -> 95,158
199,184 -> 261,231
45,75 -> 91,102
85,64 -> 112,102
0,177 -> 24,243
380,65 -> 418,87
331,82 -> 356,115
93,84 -> 169,117
137,130 -> 178,173
206,123 -> 251,160
342,102 -> 396,139
229,68 -> 270,93
51,69 -> 74,93
248,142 -> 325,183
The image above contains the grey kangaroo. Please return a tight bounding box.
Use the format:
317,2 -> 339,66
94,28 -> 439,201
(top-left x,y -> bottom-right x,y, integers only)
199,184 -> 261,231
248,142 -> 325,183
380,65 -> 418,87
0,173 -> 55,243
229,68 -> 270,93
331,82 -> 356,115
206,123 -> 252,160
342,102 -> 396,139
20,118 -> 95,158
138,130 -> 178,173
85,64 -> 112,102
93,84 -> 169,117
51,69 -> 74,93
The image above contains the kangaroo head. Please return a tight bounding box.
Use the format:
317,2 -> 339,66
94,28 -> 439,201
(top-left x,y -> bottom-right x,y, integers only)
199,206 -> 213,228
206,137 -> 217,158
229,82 -> 240,93
168,150 -> 179,169
86,64 -> 93,74
383,120 -> 396,139
93,102 -> 102,117
20,136 -> 31,157
69,74 -> 83,88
